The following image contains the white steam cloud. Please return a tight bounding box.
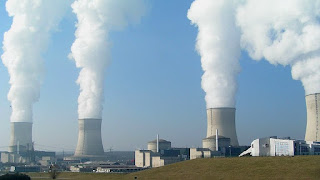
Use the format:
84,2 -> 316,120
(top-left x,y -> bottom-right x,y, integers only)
237,0 -> 320,95
70,0 -> 146,119
187,0 -> 241,108
1,0 -> 69,122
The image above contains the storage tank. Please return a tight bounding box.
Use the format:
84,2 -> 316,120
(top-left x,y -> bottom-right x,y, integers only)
74,118 -> 104,157
205,108 -> 239,146
9,122 -> 33,153
305,93 -> 320,142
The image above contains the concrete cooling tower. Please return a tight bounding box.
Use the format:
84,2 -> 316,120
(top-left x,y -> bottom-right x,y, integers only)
74,118 -> 105,157
305,93 -> 320,142
203,108 -> 239,147
9,122 -> 33,153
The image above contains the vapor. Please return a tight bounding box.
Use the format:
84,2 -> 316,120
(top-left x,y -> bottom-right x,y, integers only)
187,0 -> 241,108
237,0 -> 320,95
70,0 -> 146,119
1,0 -> 70,122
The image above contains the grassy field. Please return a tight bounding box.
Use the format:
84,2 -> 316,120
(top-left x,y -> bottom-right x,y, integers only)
27,156 -> 320,180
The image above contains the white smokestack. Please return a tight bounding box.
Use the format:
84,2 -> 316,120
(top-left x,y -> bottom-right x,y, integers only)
157,134 -> 159,153
70,0 -> 147,119
236,0 -> 320,96
216,129 -> 219,151
187,0 -> 241,109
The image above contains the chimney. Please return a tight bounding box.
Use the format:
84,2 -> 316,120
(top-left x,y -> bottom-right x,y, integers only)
216,129 -> 219,151
156,134 -> 159,153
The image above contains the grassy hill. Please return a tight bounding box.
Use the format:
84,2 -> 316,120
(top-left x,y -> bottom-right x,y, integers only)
27,156 -> 320,180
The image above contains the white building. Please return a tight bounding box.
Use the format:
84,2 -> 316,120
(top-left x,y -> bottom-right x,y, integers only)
239,137 -> 320,157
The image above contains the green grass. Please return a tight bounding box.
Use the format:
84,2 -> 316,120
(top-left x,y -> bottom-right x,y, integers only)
27,156 -> 320,180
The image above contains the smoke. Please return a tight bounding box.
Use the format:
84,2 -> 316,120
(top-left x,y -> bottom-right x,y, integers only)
70,0 -> 146,119
187,0 -> 241,108
1,0 -> 70,122
236,0 -> 320,95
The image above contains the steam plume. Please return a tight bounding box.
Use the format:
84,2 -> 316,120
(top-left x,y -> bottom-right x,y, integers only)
1,0 -> 69,122
187,0 -> 241,108
237,0 -> 320,95
70,0 -> 146,119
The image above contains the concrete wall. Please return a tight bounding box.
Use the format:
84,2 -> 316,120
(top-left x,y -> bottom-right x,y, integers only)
74,119 -> 104,156
190,148 -> 211,160
305,93 -> 320,142
206,108 -> 239,146
9,122 -> 32,153
135,150 -> 152,168
151,156 -> 164,167
251,139 -> 260,156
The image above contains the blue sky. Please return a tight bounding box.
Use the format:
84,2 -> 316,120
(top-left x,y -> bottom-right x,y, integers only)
0,0 -> 306,152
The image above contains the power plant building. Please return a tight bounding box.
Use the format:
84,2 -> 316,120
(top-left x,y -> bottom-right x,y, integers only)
147,139 -> 171,153
135,138 -> 189,168
239,137 -> 320,157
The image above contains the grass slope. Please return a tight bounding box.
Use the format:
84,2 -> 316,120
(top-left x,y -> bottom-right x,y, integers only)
28,156 -> 320,180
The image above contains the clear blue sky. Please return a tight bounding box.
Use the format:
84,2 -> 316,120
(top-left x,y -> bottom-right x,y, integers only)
0,0 -> 306,152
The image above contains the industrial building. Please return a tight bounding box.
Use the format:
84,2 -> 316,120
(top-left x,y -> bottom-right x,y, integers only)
135,137 -> 190,168
0,150 -> 55,165
239,136 -> 320,157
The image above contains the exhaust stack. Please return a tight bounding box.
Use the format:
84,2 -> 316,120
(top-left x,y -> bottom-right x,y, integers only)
74,118 -> 104,157
305,93 -> 320,142
9,122 -> 32,153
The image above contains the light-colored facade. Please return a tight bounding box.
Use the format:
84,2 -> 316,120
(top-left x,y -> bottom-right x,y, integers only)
1,152 -> 26,163
135,150 -> 152,168
190,148 -> 212,160
205,108 -> 239,146
9,122 -> 33,153
135,149 -> 183,168
74,118 -> 104,157
305,93 -> 320,142
239,137 -> 320,157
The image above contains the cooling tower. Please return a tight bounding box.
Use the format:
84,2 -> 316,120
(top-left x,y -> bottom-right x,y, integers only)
9,122 -> 33,153
74,118 -> 104,157
305,93 -> 320,142
205,108 -> 239,146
